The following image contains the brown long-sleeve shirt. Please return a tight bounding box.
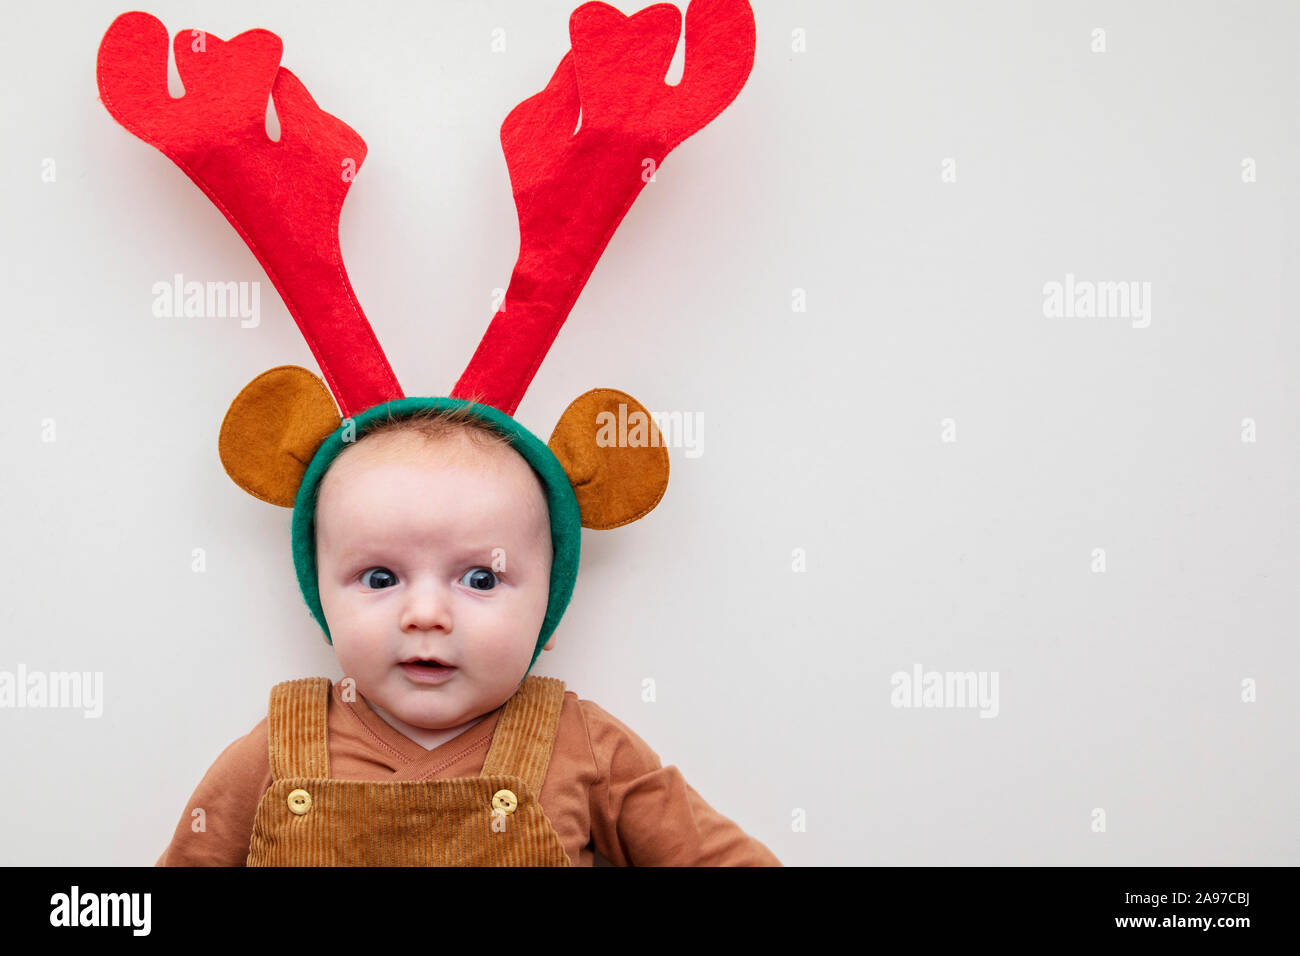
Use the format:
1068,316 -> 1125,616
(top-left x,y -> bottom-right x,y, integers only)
156,679 -> 782,866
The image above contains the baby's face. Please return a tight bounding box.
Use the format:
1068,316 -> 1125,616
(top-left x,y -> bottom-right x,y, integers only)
315,429 -> 553,735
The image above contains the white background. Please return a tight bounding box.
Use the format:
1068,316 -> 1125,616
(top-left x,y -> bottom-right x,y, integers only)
1,0 -> 1296,865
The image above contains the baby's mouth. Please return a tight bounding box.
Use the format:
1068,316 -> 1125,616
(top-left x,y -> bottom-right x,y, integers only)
400,656 -> 457,673
399,659 -> 457,685
395,658 -> 457,681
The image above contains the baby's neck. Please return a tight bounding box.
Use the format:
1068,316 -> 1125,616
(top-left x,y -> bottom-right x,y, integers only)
367,702 -> 489,751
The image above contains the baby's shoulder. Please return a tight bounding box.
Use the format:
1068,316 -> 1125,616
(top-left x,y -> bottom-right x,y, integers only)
557,689 -> 662,766
191,702 -> 271,785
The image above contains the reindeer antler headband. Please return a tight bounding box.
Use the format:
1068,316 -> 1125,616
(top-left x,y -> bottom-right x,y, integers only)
96,1 -> 756,672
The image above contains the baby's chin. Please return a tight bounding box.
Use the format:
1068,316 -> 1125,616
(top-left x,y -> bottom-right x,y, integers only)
374,694 -> 477,733
382,684 -> 504,728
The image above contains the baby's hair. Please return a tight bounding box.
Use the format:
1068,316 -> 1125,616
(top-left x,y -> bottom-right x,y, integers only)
355,403 -> 515,453
328,404 -> 549,519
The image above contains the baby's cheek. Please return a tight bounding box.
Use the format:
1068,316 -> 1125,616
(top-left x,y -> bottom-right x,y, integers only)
472,610 -> 537,669
320,593 -> 377,657
317,579 -> 345,626
333,630 -> 385,682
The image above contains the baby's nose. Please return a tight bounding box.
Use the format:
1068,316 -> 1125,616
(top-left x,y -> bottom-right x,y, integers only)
400,580 -> 453,632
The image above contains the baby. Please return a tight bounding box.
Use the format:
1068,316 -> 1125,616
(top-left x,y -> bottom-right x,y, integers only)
157,404 -> 782,866
96,0 -> 766,868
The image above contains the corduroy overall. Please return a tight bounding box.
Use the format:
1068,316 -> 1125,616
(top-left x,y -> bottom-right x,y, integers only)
245,675 -> 573,866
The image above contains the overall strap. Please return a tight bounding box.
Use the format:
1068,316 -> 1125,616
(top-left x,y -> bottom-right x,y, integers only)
480,675 -> 565,796
266,677 -> 331,780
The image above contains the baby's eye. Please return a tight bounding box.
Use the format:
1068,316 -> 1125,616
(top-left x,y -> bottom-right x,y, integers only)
460,567 -> 498,591
361,568 -> 398,589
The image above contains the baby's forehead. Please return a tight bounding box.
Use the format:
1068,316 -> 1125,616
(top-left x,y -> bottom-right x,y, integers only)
320,429 -> 549,523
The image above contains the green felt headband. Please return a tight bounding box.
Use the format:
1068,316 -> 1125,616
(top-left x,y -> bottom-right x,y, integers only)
290,397 -> 582,678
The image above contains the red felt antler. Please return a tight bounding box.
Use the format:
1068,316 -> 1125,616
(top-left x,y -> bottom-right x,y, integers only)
96,13 -> 403,419
451,0 -> 756,416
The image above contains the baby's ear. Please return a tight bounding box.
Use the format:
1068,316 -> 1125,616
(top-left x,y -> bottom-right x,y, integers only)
547,388 -> 670,530
218,366 -> 342,507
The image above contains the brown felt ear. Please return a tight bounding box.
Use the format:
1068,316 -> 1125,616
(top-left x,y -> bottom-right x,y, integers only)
218,366 -> 342,507
547,388 -> 670,530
